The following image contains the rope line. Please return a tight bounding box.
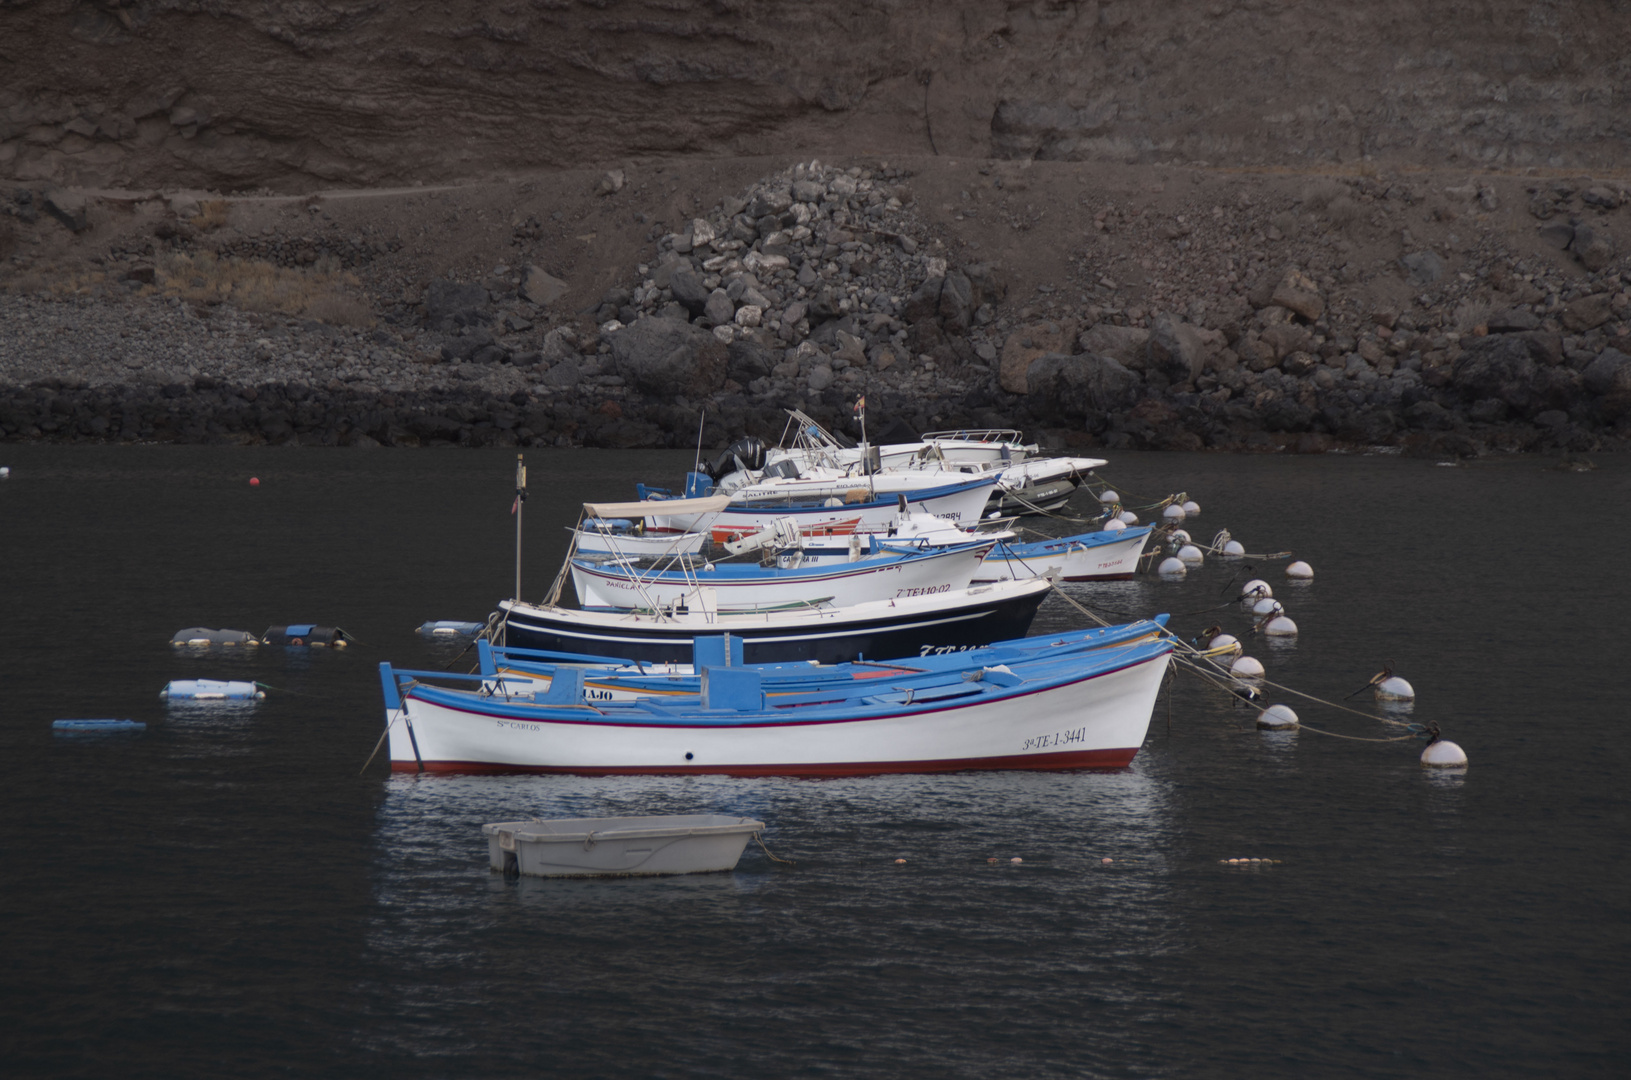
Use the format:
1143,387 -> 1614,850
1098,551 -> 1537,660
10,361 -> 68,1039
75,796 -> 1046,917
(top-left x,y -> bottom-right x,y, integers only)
754,832 -> 797,865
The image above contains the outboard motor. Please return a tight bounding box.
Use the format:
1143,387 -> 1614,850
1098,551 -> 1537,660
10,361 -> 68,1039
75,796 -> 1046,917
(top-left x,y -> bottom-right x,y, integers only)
704,436 -> 767,481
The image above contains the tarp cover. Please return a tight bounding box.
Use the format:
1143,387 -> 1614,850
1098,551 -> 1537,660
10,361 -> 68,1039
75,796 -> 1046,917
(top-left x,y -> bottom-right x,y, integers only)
582,495 -> 730,519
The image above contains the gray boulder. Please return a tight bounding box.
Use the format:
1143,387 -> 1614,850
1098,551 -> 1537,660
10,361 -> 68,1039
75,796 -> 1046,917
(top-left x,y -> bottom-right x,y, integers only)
1024,353 -> 1142,423
425,279 -> 490,326
42,189 -> 89,232
668,268 -> 710,315
1582,347 -> 1631,419
1452,334 -> 1551,411
1571,223 -> 1616,272
520,265 -> 569,307
726,340 -> 776,383
1400,250 -> 1446,287
608,317 -> 728,397
1143,313 -> 1218,384
703,289 -> 735,327
1077,324 -> 1149,368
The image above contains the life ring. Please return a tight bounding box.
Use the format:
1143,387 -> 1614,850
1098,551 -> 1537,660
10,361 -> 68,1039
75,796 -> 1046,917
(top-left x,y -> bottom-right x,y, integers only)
290,636 -> 304,646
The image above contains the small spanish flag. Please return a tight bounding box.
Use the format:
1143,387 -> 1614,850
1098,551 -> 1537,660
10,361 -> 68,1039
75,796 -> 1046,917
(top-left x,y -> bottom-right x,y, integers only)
853,395 -> 866,414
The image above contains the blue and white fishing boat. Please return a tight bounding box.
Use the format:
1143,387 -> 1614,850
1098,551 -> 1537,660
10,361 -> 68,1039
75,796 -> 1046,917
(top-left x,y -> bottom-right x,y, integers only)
781,507 -> 1155,583
470,618 -> 1172,703
378,629 -> 1174,776
570,538 -> 996,612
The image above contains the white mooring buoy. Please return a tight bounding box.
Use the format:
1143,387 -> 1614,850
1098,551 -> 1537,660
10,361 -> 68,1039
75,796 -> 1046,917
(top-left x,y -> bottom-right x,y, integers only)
1182,500 -> 1200,517
1223,540 -> 1246,557
1162,504 -> 1187,523
1104,518 -> 1127,534
1375,676 -> 1415,702
1118,510 -> 1139,525
1250,597 -> 1283,617
1264,615 -> 1299,636
1208,633 -> 1242,656
1170,529 -> 1191,544
1240,579 -> 1273,600
1098,490 -> 1120,505
1285,560 -> 1314,579
1178,544 -> 1204,566
1421,740 -> 1468,768
1257,704 -> 1299,730
1158,556 -> 1187,576
1230,655 -> 1265,679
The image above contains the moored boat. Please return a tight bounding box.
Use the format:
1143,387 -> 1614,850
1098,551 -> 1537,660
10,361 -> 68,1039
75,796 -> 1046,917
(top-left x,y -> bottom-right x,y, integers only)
570,538 -> 996,612
379,632 -> 1174,776
498,575 -> 1056,665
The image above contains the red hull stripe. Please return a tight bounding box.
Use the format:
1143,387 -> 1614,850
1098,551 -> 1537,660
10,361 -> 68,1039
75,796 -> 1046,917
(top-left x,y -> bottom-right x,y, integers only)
390,746 -> 1139,777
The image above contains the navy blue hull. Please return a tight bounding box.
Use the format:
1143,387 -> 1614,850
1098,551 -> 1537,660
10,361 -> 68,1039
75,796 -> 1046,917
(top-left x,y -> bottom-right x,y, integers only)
499,589 -> 1049,666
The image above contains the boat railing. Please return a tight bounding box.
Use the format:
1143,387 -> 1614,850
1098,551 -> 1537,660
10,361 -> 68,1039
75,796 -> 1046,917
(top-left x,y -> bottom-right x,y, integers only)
919,428 -> 1026,443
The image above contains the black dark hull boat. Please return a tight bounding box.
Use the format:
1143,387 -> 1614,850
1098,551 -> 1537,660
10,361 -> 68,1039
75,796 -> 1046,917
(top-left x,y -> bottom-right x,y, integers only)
497,577 -> 1054,666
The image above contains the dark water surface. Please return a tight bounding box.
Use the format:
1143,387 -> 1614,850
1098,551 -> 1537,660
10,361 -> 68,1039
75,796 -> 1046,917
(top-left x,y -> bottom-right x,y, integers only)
2,446 -> 1626,1079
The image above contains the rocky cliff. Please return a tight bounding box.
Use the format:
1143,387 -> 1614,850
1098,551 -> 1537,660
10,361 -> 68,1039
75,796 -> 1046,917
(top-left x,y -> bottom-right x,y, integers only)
3,0 -> 1629,191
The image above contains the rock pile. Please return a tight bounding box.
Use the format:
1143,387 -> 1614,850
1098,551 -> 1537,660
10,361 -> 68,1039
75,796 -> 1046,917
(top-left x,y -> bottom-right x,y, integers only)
587,160 -> 1002,417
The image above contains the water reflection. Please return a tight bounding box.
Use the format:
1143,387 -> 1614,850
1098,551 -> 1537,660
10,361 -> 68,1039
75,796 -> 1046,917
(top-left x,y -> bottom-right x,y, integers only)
361,767 -> 1187,1073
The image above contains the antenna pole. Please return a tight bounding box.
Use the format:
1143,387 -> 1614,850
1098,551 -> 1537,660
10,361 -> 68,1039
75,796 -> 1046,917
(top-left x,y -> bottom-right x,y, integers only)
514,453 -> 527,601
693,407 -> 706,477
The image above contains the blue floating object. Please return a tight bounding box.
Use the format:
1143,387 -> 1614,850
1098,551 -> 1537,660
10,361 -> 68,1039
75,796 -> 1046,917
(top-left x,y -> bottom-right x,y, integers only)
54,719 -> 145,733
418,620 -> 486,637
160,679 -> 265,701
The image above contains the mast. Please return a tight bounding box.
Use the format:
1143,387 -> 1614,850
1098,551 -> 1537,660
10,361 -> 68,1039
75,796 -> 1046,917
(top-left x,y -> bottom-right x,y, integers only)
513,453 -> 527,601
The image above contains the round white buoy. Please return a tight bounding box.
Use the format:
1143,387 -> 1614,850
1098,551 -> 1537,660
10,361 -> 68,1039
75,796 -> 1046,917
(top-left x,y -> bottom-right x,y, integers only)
1223,540 -> 1246,557
1421,740 -> 1467,768
1118,510 -> 1139,525
1264,615 -> 1299,636
1104,518 -> 1128,534
1162,504 -> 1187,523
1375,676 -> 1415,701
1250,598 -> 1283,617
1230,655 -> 1265,679
1182,500 -> 1200,517
1257,704 -> 1299,730
1285,560 -> 1314,580
0,466 -> 10,478
1158,556 -> 1187,576
1209,633 -> 1242,655
1240,579 -> 1273,600
1178,544 -> 1204,565
1098,490 -> 1120,505
1170,529 -> 1191,544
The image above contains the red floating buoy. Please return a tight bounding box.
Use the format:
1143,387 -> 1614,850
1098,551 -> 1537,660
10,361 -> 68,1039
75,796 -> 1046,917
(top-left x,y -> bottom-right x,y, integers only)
249,477 -> 260,487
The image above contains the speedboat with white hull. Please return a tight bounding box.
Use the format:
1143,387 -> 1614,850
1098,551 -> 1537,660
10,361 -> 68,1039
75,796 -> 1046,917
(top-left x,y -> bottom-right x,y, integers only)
378,632 -> 1174,776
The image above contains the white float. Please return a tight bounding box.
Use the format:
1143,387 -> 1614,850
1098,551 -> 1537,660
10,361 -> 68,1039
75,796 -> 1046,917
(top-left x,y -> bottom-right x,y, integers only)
1103,518 -> 1127,534
1178,544 -> 1204,565
1118,510 -> 1138,525
1098,490 -> 1120,505
1158,556 -> 1187,576
1375,676 -> 1415,701
1170,529 -> 1191,544
1240,579 -> 1273,599
0,466 -> 10,479
1162,504 -> 1187,523
1264,615 -> 1299,636
1230,655 -> 1265,679
1257,704 -> 1298,730
1285,561 -> 1314,579
1182,500 -> 1200,516
1420,740 -> 1467,768
1250,598 -> 1283,617
1208,633 -> 1242,655
1223,540 -> 1246,557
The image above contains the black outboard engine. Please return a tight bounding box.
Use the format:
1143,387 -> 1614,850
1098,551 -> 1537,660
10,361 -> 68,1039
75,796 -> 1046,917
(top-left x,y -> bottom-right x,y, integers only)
705,436 -> 767,480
